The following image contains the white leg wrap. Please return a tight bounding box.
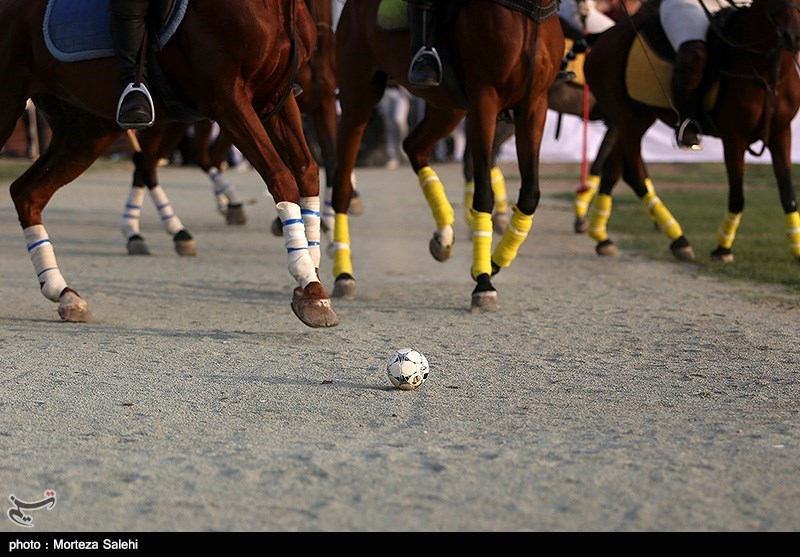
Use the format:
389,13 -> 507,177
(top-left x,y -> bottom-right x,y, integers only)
276,201 -> 317,288
120,186 -> 146,239
300,197 -> 321,270
209,167 -> 240,207
24,225 -> 68,302
148,185 -> 185,236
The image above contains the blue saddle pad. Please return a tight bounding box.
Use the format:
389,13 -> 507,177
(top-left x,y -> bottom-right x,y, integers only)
44,0 -> 188,62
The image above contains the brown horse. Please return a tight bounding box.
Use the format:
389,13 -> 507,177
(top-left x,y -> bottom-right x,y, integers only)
0,0 -> 340,327
583,0 -> 800,262
120,0 -> 358,255
329,0 -> 564,311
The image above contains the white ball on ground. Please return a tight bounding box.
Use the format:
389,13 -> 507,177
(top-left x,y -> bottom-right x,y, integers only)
386,348 -> 429,390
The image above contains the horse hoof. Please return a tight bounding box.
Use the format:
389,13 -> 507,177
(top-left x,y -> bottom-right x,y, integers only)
429,233 -> 453,262
271,216 -> 283,237
574,216 -> 589,234
291,284 -> 340,328
58,290 -> 93,323
332,274 -> 356,298
126,235 -> 150,256
349,192 -> 365,216
471,290 -> 499,312
710,247 -> 734,263
595,240 -> 619,256
493,212 -> 509,234
670,237 -> 695,261
226,203 -> 247,225
173,229 -> 196,256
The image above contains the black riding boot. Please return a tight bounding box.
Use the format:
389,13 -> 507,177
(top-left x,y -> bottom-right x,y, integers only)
407,0 -> 442,87
110,0 -> 154,129
672,40 -> 708,150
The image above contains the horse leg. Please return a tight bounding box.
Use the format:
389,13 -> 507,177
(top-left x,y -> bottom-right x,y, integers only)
402,103 -> 464,263
216,93 -> 338,328
199,123 -> 247,225
329,54 -> 387,299
10,98 -> 122,322
708,139 -> 747,262
130,124 -> 196,256
766,130 -> 800,261
574,124 -> 618,234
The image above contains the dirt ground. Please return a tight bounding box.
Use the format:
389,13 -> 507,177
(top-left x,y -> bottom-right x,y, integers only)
0,160 -> 798,532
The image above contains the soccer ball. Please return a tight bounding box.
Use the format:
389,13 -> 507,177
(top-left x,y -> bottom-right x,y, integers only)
386,348 -> 429,390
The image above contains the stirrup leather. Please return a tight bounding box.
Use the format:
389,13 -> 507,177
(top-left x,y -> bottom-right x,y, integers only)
116,82 -> 155,129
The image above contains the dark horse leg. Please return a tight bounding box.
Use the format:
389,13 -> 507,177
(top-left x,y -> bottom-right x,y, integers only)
764,126 -> 800,261
192,120 -> 248,225
8,96 -> 123,322
122,122 -> 196,256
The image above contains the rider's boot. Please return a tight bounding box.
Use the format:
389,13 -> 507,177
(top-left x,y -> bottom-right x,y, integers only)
407,0 -> 442,87
110,0 -> 154,129
672,39 -> 708,151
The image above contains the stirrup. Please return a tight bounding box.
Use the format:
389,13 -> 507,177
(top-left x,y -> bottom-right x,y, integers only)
116,82 -> 155,129
676,119 -> 702,151
408,46 -> 442,86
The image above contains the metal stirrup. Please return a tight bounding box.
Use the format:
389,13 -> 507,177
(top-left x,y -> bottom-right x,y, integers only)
116,82 -> 155,129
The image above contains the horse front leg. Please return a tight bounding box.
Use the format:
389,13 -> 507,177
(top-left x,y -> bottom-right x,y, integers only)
402,104 -> 463,263
216,93 -> 338,328
768,131 -> 800,261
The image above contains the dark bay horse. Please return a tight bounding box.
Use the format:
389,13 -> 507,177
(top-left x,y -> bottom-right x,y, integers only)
330,0 -> 564,311
0,0 -> 340,327
583,0 -> 800,263
121,0 -> 358,255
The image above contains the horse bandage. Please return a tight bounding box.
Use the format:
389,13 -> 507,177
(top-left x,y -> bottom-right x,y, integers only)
300,197 -> 321,269
120,186 -> 146,238
492,205 -> 533,268
276,201 -> 317,288
209,167 -> 239,208
716,211 -> 742,250
332,212 -> 353,277
471,210 -> 493,279
148,186 -> 185,236
24,225 -> 68,302
574,174 -> 600,218
589,193 -> 613,243
642,190 -> 683,241
419,166 -> 454,229
491,167 -> 508,214
785,211 -> 800,258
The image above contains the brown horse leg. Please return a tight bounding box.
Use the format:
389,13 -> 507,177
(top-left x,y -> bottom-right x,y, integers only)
127,123 -> 196,256
10,98 -> 122,322
216,92 -> 338,328
765,130 -> 800,261
402,103 -> 464,262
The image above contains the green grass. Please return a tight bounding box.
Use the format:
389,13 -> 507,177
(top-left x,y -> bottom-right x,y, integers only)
550,162 -> 800,292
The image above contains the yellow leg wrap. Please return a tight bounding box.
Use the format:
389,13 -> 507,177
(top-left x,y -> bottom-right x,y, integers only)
643,178 -> 657,222
492,205 -> 533,268
419,166 -> 455,229
491,167 -> 508,214
785,211 -> 800,258
332,212 -> 353,277
471,209 -> 493,279
642,190 -> 684,241
588,193 -> 612,243
464,180 -> 475,228
716,211 -> 742,250
574,174 -> 600,219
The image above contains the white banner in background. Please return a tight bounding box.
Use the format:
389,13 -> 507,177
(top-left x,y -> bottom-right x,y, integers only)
500,109 -> 800,165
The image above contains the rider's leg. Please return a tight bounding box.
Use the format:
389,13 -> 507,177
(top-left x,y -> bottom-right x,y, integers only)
110,0 -> 154,129
406,0 -> 442,87
672,39 -> 707,150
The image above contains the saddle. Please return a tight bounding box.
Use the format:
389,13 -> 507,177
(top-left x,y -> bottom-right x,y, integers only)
377,0 -> 560,109
624,6 -> 733,113
44,0 -> 204,122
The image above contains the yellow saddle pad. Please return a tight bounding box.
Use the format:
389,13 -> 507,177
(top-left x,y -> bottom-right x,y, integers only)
625,37 -> 717,110
563,39 -> 587,86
